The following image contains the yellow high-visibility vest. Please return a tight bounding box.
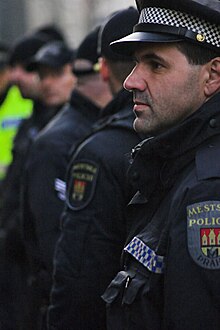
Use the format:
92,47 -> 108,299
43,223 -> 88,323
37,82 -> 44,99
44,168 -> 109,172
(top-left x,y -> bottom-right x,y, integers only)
0,85 -> 33,180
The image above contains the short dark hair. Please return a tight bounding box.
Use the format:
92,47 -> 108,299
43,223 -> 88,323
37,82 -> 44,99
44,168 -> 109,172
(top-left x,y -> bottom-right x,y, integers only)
176,42 -> 219,65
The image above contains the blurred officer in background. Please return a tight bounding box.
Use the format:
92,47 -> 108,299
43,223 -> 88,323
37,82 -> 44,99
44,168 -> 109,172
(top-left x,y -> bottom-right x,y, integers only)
101,0 -> 220,329
20,28 -> 110,329
0,43 -> 32,185
0,30 -> 68,330
47,7 -> 146,330
0,32 -> 62,249
27,40 -> 76,108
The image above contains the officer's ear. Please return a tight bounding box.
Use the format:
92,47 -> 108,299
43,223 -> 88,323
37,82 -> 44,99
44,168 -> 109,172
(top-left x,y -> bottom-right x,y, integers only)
99,57 -> 110,82
204,57 -> 220,97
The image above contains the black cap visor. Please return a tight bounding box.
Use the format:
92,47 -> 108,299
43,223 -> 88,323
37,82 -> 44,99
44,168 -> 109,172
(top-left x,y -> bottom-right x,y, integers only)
110,31 -> 184,56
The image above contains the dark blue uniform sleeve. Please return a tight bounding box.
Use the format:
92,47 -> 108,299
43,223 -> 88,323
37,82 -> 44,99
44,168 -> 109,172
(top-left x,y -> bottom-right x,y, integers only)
47,129 -> 139,329
163,174 -> 220,329
22,136 -> 67,275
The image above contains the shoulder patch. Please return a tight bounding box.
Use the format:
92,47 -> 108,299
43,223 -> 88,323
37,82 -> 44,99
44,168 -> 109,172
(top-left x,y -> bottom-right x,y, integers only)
67,160 -> 99,210
187,201 -> 220,270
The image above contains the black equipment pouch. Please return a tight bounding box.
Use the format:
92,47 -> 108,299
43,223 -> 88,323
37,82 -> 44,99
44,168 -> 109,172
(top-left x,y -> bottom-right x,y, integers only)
102,185 -> 176,330
102,257 -> 164,330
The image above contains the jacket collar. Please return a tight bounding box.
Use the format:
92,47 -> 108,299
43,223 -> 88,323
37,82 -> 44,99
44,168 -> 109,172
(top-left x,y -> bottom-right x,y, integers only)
70,89 -> 101,120
129,93 -> 220,198
99,88 -> 133,118
137,93 -> 220,159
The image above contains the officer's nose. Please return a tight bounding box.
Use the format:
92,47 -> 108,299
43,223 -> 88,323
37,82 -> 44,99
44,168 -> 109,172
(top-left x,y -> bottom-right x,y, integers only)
41,74 -> 54,88
124,66 -> 145,92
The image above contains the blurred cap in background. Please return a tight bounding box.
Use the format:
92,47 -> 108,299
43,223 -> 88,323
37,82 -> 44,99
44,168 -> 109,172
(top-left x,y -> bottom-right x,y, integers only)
26,41 -> 75,71
72,25 -> 100,76
8,24 -> 68,67
98,7 -> 139,61
8,33 -> 52,66
35,24 -> 66,43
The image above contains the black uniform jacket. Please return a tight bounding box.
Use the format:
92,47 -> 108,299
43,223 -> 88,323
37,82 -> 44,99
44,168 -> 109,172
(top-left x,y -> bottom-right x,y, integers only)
22,90 -> 100,288
103,93 -> 220,330
47,89 -> 145,330
0,100 -> 59,330
0,100 -> 58,230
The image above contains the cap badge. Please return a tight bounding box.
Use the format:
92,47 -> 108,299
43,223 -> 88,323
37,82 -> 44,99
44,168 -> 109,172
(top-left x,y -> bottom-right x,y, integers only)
196,33 -> 206,43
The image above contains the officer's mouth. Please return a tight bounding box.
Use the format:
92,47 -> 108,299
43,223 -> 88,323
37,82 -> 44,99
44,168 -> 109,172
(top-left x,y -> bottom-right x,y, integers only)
133,100 -> 150,113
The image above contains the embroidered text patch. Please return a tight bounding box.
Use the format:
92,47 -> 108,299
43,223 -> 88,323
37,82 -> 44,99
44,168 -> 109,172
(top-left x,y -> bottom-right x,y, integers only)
67,160 -> 99,210
187,201 -> 220,270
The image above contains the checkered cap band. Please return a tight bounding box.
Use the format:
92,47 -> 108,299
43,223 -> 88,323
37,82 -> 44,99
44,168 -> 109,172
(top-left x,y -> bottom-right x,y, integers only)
139,7 -> 220,48
124,237 -> 165,274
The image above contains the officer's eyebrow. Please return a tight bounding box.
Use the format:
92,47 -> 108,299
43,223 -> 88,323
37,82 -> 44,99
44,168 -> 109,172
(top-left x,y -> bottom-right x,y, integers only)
133,52 -> 167,65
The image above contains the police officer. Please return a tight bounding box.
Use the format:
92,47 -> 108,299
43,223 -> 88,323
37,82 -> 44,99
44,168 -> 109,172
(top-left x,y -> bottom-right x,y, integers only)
21,26 -> 112,330
27,40 -> 76,108
101,0 -> 220,329
47,7 -> 145,330
1,32 -> 62,220
0,31 -> 64,330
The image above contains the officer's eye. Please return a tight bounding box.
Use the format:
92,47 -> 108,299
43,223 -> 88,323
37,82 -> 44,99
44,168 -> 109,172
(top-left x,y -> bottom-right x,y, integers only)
150,60 -> 163,70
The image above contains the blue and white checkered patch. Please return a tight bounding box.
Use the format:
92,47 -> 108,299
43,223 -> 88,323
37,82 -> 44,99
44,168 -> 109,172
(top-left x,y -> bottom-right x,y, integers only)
124,237 -> 165,274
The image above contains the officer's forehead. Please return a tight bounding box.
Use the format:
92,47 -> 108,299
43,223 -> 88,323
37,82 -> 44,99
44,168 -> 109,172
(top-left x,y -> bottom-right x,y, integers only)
133,42 -> 181,59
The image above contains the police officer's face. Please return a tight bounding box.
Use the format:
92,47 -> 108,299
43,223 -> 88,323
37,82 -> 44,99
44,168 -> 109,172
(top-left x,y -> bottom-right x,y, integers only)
124,43 -> 208,135
38,63 -> 76,107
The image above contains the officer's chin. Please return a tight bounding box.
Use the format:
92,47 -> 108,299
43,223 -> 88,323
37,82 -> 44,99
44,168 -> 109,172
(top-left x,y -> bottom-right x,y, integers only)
133,117 -> 147,134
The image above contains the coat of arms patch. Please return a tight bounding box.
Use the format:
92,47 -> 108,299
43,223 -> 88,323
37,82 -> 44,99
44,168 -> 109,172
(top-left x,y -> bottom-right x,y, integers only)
187,201 -> 220,270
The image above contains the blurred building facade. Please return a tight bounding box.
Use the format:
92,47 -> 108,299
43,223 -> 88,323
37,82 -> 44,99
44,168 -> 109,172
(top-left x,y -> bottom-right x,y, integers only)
0,0 -> 135,48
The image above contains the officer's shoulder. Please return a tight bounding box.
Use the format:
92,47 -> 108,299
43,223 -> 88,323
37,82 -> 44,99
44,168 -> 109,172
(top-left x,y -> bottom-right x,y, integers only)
196,136 -> 220,180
